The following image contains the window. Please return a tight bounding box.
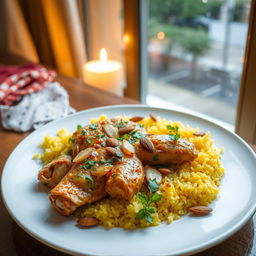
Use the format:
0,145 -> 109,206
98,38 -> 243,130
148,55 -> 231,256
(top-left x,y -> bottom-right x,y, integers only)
146,0 -> 251,130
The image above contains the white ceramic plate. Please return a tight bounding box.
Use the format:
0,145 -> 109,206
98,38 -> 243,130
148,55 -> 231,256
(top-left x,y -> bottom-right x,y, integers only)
2,105 -> 256,256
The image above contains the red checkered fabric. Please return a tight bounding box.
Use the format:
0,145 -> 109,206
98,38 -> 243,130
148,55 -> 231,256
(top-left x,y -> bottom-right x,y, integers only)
0,63 -> 56,106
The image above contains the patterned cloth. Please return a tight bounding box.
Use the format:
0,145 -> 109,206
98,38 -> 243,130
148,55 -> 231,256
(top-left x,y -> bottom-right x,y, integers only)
0,63 -> 75,132
0,82 -> 75,132
0,63 -> 56,106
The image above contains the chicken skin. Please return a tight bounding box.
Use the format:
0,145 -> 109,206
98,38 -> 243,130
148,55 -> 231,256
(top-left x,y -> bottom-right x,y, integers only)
105,156 -> 144,200
49,148 -> 114,216
134,135 -> 198,165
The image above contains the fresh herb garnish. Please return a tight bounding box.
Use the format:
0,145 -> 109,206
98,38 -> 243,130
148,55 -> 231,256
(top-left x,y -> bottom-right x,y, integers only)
100,159 -> 113,165
81,130 -> 87,136
117,121 -> 128,128
89,124 -> 97,130
136,181 -> 162,223
112,173 -> 119,178
152,155 -> 159,161
66,149 -> 72,156
86,138 -> 92,144
167,125 -> 180,141
77,124 -> 83,130
82,159 -> 97,170
95,134 -> 105,138
68,137 -> 75,144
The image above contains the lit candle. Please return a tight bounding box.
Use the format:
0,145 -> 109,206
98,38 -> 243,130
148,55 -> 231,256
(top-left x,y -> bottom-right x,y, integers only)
83,48 -> 123,95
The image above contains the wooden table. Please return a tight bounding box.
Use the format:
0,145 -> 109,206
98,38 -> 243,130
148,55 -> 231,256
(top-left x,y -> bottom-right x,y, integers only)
0,56 -> 256,256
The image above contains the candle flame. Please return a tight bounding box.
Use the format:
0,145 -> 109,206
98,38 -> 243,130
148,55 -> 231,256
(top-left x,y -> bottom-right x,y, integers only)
100,48 -> 107,64
157,32 -> 165,40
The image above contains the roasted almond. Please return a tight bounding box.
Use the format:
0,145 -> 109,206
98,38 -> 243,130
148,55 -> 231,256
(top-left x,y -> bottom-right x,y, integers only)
188,206 -> 212,216
106,147 -> 117,156
72,144 -> 79,159
118,125 -> 135,135
106,138 -> 119,147
150,113 -> 157,122
140,137 -> 155,152
193,132 -> 206,137
158,168 -> 172,175
93,144 -> 101,149
103,124 -> 118,138
91,165 -> 112,177
73,148 -> 93,163
145,166 -> 162,184
77,217 -> 99,227
130,116 -> 144,122
121,140 -> 135,156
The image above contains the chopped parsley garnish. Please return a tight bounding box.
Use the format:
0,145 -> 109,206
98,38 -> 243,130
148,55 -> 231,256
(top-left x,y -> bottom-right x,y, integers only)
100,159 -> 113,165
152,155 -> 159,161
117,121 -> 128,128
95,134 -> 105,138
112,173 -> 119,178
68,137 -> 75,144
86,138 -> 92,144
77,124 -> 83,130
82,159 -> 97,170
89,124 -> 97,130
66,149 -> 72,156
167,125 -> 180,141
81,130 -> 87,136
136,181 -> 162,223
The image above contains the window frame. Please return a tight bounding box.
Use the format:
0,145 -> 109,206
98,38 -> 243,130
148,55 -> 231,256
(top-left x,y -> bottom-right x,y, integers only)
124,0 -> 256,143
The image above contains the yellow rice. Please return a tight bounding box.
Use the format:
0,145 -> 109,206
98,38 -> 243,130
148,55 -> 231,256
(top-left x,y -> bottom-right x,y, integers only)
37,115 -> 224,229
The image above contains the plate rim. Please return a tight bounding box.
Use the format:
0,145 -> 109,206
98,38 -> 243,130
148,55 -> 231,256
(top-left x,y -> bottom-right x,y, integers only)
1,104 -> 256,256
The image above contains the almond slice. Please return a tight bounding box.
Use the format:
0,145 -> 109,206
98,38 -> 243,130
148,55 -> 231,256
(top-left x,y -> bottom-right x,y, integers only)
188,206 -> 212,216
91,165 -> 112,177
73,148 -> 93,163
145,166 -> 162,184
121,140 -> 135,156
103,124 -> 118,138
130,116 -> 144,122
118,125 -> 135,135
193,132 -> 206,137
140,137 -> 154,152
106,147 -> 117,156
106,138 -> 119,147
77,217 -> 99,227
158,168 -> 172,175
149,113 -> 157,122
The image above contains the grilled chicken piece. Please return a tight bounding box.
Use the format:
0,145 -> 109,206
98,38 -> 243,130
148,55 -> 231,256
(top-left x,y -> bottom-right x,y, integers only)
71,118 -> 145,157
38,155 -> 71,188
49,148 -> 114,216
105,156 -> 144,200
135,135 -> 198,165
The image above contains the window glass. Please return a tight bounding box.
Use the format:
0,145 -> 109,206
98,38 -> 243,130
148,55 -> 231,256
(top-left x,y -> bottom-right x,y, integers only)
147,0 -> 251,127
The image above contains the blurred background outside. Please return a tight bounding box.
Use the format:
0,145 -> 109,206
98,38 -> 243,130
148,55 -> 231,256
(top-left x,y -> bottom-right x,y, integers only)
147,0 -> 251,127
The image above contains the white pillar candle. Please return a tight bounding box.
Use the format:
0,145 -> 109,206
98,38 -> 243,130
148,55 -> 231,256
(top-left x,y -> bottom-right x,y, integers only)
83,48 -> 123,95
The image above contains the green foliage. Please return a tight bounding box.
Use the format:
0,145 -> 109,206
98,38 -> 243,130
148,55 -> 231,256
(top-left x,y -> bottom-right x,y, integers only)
177,28 -> 211,58
180,0 -> 207,19
206,0 -> 223,19
233,0 -> 246,22
149,0 -> 182,23
150,0 -> 210,23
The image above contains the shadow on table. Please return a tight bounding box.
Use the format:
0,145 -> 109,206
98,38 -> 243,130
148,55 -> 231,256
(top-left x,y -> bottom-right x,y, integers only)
11,218 -> 255,256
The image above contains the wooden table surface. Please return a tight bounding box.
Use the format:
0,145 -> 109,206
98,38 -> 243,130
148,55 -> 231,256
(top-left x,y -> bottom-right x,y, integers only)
0,56 -> 256,256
